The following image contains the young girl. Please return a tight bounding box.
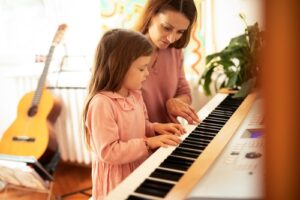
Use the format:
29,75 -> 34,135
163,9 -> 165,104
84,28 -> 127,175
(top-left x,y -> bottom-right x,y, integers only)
82,29 -> 185,200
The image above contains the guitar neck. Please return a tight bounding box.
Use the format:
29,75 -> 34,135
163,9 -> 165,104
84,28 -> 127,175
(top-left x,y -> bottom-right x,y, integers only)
30,24 -> 67,108
31,45 -> 56,107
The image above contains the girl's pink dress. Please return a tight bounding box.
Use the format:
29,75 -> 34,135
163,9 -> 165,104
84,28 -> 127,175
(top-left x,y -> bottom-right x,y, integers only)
85,90 -> 155,200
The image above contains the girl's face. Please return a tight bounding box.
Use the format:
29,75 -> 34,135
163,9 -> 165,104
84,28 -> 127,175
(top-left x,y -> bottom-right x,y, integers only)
119,55 -> 151,96
147,10 -> 190,49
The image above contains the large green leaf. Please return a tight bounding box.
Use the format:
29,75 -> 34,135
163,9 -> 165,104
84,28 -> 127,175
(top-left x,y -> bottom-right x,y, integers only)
200,20 -> 264,98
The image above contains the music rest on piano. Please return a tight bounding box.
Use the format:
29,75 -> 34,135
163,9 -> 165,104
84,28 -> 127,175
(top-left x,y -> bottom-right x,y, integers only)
105,92 -> 263,200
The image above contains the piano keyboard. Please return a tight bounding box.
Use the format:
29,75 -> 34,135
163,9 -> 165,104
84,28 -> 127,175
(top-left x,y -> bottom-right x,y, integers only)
105,92 -> 256,200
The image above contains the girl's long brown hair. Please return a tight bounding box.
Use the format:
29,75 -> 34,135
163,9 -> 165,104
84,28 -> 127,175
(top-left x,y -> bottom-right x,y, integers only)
82,29 -> 153,148
134,0 -> 197,48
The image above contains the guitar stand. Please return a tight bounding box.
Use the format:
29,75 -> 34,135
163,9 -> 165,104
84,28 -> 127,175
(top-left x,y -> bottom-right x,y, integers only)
0,152 -> 60,200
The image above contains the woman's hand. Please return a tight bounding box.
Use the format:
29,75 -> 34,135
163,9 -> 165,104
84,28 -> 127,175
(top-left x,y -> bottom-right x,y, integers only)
166,98 -> 200,124
146,134 -> 181,149
153,122 -> 186,136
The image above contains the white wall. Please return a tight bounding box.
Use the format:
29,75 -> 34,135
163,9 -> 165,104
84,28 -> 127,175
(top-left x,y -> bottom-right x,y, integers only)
205,0 -> 265,54
0,0 -> 101,68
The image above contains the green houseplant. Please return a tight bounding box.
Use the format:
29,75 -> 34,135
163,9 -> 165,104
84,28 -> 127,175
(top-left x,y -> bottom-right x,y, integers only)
199,15 -> 264,98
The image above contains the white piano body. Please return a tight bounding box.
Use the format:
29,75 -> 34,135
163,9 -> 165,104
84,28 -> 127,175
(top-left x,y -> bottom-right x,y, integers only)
105,92 -> 264,200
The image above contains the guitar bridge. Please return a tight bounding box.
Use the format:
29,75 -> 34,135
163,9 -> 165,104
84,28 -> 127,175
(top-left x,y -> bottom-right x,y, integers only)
12,136 -> 35,142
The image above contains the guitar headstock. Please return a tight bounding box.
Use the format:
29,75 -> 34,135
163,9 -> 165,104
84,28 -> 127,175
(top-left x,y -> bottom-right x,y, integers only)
52,24 -> 68,46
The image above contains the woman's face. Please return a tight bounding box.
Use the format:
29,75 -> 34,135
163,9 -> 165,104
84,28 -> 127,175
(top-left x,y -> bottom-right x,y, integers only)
147,10 -> 190,49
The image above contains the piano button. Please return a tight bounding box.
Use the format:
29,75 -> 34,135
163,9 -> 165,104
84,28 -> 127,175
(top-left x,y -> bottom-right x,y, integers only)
171,148 -> 200,159
134,179 -> 174,198
127,195 -> 152,200
245,152 -> 262,159
150,168 -> 184,181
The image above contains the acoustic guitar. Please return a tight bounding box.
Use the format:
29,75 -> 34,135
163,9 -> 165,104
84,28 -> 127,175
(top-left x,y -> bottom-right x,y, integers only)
0,24 -> 67,161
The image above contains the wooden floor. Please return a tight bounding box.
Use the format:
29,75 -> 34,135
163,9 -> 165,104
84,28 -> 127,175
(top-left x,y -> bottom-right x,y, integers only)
0,161 -> 92,200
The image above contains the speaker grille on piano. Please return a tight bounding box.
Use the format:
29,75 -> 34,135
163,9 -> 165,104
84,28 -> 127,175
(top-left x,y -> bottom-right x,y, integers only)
127,94 -> 245,200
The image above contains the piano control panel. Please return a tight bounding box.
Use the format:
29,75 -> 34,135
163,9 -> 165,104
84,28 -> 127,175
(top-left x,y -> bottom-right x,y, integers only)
224,129 -> 263,171
188,98 -> 264,200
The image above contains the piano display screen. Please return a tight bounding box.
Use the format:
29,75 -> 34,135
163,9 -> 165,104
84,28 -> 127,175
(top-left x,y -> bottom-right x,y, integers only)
242,129 -> 263,138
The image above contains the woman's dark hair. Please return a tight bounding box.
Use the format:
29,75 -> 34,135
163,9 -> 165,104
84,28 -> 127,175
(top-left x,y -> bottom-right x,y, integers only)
135,0 -> 197,48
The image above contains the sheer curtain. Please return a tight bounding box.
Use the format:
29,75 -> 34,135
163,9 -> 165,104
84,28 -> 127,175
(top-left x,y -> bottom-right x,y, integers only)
0,0 -> 100,69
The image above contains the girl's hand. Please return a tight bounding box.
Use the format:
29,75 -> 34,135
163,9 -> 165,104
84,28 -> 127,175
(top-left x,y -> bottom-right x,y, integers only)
166,98 -> 200,124
146,134 -> 181,149
153,122 -> 186,136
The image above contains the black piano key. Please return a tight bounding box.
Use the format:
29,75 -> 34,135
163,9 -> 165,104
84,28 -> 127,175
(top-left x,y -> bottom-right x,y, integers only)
171,147 -> 200,159
160,156 -> 194,171
208,113 -> 231,119
127,195 -> 152,200
193,129 -> 218,136
198,123 -> 222,130
214,107 -> 235,112
211,111 -> 233,118
205,116 -> 228,123
134,179 -> 174,198
189,133 -> 214,141
150,168 -> 184,182
190,133 -> 214,141
186,135 -> 210,145
184,138 -> 209,146
206,113 -> 230,119
196,125 -> 219,130
214,106 -> 236,112
222,99 -> 243,106
202,118 -> 226,125
209,111 -> 231,116
179,142 -> 205,151
193,129 -> 217,135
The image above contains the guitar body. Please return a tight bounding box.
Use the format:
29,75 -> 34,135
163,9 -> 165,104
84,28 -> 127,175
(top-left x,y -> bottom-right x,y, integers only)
0,89 -> 61,160
0,24 -> 66,163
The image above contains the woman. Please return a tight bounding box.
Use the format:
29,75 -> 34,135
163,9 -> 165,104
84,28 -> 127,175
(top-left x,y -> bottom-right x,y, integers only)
135,0 -> 201,124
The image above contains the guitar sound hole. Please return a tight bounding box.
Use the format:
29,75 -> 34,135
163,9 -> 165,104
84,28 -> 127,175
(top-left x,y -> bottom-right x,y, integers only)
28,106 -> 38,117
12,136 -> 35,142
